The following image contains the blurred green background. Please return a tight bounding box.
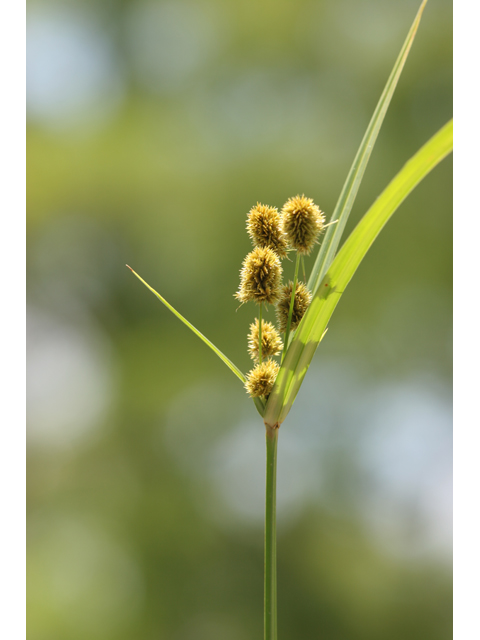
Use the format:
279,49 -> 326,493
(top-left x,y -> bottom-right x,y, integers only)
27,0 -> 452,638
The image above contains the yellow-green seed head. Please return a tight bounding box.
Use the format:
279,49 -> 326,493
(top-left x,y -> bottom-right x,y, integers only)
247,318 -> 283,362
281,194 -> 326,255
246,203 -> 288,259
245,359 -> 280,398
276,281 -> 312,333
235,246 -> 282,305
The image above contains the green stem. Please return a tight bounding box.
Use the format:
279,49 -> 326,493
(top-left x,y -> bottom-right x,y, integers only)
265,424 -> 278,640
282,253 -> 300,363
259,303 -> 263,364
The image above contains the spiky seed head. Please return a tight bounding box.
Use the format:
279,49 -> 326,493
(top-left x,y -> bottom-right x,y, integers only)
247,318 -> 283,362
245,359 -> 280,398
246,203 -> 288,259
276,281 -> 312,333
281,194 -> 326,255
235,246 -> 282,305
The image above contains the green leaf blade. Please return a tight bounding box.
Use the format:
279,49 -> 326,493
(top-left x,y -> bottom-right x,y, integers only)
307,0 -> 428,297
265,119 -> 453,427
127,266 -> 248,386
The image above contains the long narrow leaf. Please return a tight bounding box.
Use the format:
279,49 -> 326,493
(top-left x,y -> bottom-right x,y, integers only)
307,0 -> 428,297
127,265 -> 247,384
128,266 -> 267,416
265,119 -> 453,427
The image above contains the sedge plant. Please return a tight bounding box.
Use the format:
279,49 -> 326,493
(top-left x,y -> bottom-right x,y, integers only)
127,1 -> 452,637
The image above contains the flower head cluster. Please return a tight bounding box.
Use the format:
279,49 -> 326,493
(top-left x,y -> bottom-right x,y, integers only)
246,203 -> 288,259
245,359 -> 280,398
235,246 -> 282,305
281,194 -> 325,255
276,281 -> 312,333
236,195 -> 324,399
248,318 -> 283,363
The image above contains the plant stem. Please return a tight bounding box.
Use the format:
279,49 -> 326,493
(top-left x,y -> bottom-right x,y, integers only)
259,303 -> 263,364
282,252 -> 300,363
265,424 -> 278,640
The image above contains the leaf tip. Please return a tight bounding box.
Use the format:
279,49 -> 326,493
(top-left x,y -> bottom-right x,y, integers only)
418,0 -> 428,20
